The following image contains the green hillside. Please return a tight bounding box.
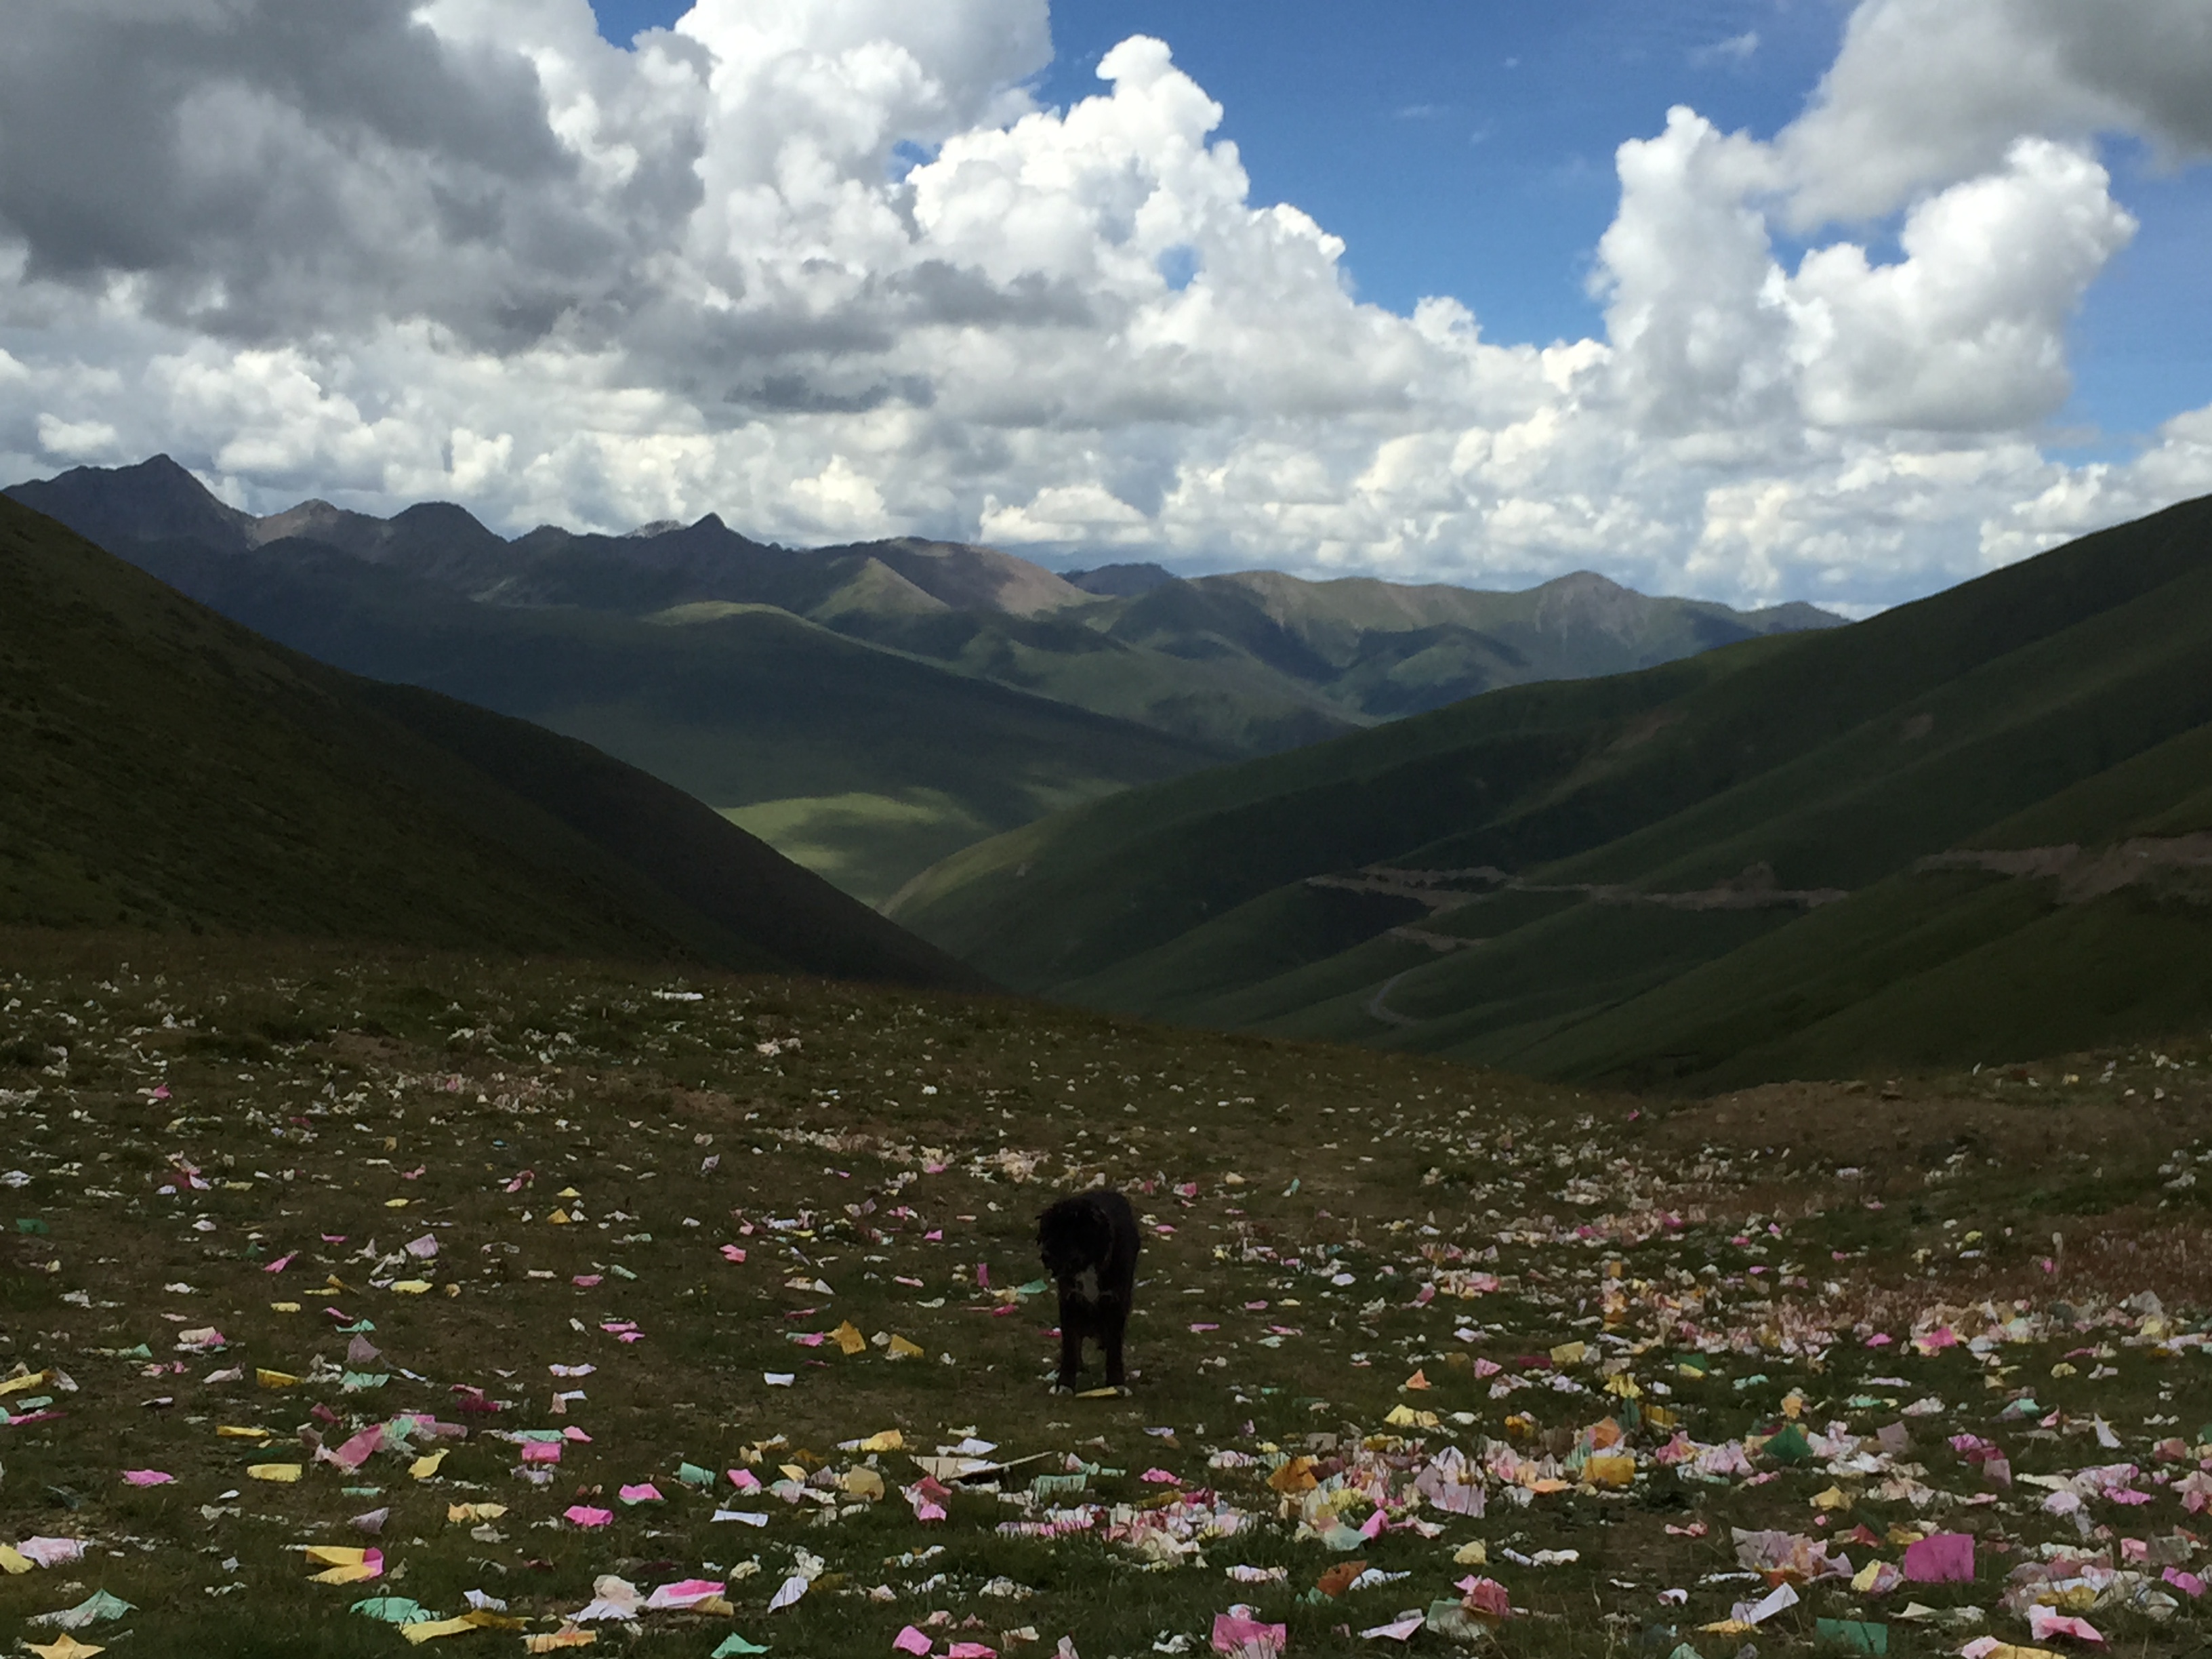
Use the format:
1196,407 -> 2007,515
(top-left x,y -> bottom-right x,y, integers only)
0,497 -> 984,989
106,537 -> 1227,905
888,493 -> 2212,1084
6,458 -> 1841,900
822,602 -> 1361,754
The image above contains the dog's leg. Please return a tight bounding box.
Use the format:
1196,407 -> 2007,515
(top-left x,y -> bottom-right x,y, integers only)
1054,1293 -> 1088,1391
1101,1297 -> 1128,1389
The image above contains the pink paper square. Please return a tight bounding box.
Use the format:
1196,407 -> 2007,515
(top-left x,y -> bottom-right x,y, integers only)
1210,1614 -> 1288,1658
644,1578 -> 725,1610
2027,1605 -> 2102,1643
1902,1532 -> 1974,1582
329,1426 -> 386,1471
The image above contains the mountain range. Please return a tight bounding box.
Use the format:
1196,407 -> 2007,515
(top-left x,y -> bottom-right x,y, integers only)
7,456 -> 1841,901
0,494 -> 981,990
9,457 -> 2206,1090
886,493 -> 2212,1086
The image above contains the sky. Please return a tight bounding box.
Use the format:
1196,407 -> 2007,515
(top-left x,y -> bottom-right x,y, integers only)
2,1 -> 2209,613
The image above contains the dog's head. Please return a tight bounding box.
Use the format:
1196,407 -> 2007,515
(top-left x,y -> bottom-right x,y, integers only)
1037,1195 -> 1111,1282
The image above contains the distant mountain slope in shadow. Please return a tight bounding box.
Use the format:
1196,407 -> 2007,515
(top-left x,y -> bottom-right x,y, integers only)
6,455 -> 1845,902
0,496 -> 986,990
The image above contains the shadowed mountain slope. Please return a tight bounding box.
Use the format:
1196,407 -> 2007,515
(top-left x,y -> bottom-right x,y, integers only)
886,494 -> 2212,1086
7,457 -> 1843,900
0,496 -> 986,989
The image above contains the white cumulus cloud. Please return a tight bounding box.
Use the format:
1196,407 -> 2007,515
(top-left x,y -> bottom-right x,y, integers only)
0,0 -> 2205,611
1784,138 -> 2136,431
1778,0 -> 2212,226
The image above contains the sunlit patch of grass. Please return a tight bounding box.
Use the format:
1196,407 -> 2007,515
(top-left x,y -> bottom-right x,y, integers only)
722,791 -> 994,905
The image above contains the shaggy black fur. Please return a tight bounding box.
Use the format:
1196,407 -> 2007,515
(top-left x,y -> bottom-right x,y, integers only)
1036,1187 -> 1140,1391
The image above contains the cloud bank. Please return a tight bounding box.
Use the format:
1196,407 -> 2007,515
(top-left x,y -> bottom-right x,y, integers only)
1,0 -> 2208,608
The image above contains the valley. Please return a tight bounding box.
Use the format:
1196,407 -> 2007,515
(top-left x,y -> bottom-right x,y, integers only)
5,459 -> 1838,904
888,496 -> 2212,1088
0,498 -> 977,991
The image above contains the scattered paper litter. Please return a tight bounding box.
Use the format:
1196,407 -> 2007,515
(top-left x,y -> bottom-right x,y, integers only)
17,1539 -> 88,1568
1210,1611 -> 1288,1658
766,1572 -> 809,1612
642,1578 -> 726,1611
571,1575 -> 642,1622
28,1591 -> 135,1630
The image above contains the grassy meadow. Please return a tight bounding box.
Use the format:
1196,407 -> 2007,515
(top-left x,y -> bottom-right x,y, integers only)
2,930 -> 2209,1656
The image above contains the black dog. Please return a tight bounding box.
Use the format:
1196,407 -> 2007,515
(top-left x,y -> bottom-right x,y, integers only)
1037,1188 -> 1140,1391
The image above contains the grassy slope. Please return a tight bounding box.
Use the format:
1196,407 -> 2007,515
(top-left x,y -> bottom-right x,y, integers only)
1054,882 -> 1435,1018
1473,718 -> 2212,1088
117,538 -> 1226,905
0,499 -> 981,989
8,461 -> 1845,899
827,605 -> 1364,756
1504,551 -> 2212,893
893,494 -> 2212,1082
881,655 -> 1712,981
1327,552 -> 2212,1079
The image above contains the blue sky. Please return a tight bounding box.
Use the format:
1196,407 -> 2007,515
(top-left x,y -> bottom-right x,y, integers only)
590,0 -> 2209,457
